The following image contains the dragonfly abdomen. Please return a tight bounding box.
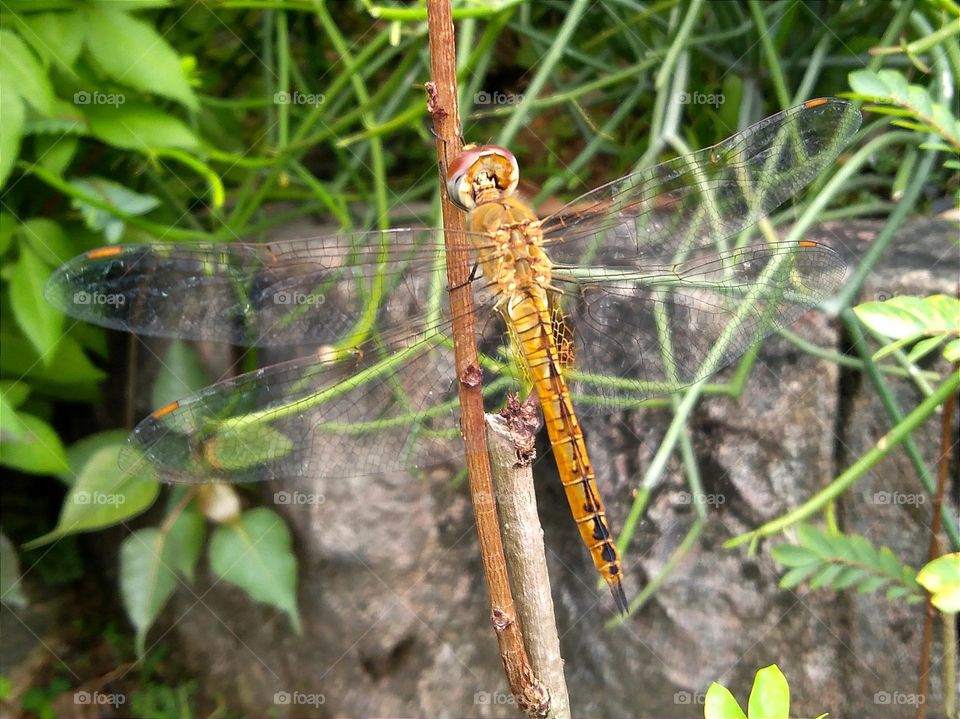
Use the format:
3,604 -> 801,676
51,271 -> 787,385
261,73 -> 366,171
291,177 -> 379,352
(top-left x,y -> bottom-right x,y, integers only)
508,293 -> 628,615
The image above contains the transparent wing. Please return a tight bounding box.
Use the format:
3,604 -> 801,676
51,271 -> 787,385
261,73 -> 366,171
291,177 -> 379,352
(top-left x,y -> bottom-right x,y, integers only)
49,228 -> 519,484
44,229 -> 496,347
540,99 -> 861,264
119,335 -> 452,483
552,240 -> 846,412
539,99 -> 860,412
119,317 -> 524,485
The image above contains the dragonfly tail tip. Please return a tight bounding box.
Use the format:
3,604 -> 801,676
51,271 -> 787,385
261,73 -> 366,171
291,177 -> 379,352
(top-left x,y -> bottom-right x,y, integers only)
611,580 -> 629,616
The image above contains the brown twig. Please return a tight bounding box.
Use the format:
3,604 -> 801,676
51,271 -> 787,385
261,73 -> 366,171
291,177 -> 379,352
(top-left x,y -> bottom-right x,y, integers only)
425,1 -> 546,716
488,397 -> 569,718
916,364 -> 958,719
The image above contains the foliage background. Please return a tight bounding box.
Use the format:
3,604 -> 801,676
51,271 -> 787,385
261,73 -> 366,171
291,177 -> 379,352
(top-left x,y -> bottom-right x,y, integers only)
0,0 -> 956,717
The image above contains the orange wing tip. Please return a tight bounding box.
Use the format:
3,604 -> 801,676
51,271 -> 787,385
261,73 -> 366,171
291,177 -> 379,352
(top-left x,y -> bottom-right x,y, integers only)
803,97 -> 830,109
799,240 -> 819,248
610,578 -> 629,616
86,246 -> 124,260
151,401 -> 180,419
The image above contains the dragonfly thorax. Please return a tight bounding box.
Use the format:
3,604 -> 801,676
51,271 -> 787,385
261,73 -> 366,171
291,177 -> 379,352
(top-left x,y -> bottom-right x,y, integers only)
469,197 -> 553,304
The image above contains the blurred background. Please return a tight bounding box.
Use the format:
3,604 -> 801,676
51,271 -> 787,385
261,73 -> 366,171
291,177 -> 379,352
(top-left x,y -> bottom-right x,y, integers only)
1,1 -> 957,717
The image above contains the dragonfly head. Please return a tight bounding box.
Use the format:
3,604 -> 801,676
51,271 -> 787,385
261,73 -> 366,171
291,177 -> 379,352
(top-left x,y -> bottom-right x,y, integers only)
446,144 -> 519,211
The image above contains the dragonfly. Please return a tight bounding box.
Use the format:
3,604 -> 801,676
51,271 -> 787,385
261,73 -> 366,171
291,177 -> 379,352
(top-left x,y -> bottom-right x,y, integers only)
46,97 -> 861,615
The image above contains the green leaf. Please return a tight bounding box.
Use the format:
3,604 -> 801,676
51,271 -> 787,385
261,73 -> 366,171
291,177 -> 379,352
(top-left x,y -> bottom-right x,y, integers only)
165,502 -> 204,583
10,246 -> 64,360
14,218 -> 73,267
0,532 -> 28,609
34,134 -> 79,177
84,102 -> 199,152
704,682 -> 747,719
779,564 -> 820,589
810,563 -> 845,589
69,176 -> 160,242
855,297 -> 930,339
0,380 -> 30,408
770,543 -> 819,567
62,429 -> 130,487
858,575 -> 888,593
151,342 -> 209,410
205,424 -> 294,471
0,78 -> 25,187
21,11 -> 86,71
0,412 -> 70,475
907,335 -> 946,363
832,566 -> 869,590
120,528 -> 179,657
0,29 -> 55,114
797,525 -> 835,558
209,508 -> 301,634
747,665 -> 789,719
917,553 -> 960,613
24,444 -> 158,547
945,339 -> 960,361
0,331 -> 107,390
0,211 -> 15,255
82,6 -> 197,110
0,392 -> 29,442
877,546 -> 902,577
848,69 -> 889,99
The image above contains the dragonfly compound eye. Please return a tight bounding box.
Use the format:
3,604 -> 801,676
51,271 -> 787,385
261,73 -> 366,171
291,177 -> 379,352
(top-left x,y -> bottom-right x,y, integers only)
446,144 -> 519,211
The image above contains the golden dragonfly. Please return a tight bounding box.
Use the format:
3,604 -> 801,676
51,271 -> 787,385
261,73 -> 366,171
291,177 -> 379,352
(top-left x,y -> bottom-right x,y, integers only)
46,98 -> 861,614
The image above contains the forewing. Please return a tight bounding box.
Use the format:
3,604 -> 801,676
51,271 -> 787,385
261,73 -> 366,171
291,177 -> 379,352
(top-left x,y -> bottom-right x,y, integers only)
540,99 -> 861,265
45,229 -> 479,347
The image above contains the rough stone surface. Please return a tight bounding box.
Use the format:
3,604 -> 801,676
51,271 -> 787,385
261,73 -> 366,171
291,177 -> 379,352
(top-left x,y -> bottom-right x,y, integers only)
146,219 -> 958,718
